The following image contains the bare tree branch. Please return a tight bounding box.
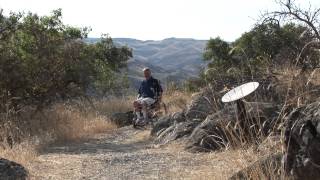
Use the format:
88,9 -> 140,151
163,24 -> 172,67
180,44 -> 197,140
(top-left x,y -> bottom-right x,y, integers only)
262,0 -> 320,41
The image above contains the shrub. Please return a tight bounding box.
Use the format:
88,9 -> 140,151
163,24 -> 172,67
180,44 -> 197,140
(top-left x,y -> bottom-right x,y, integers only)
0,9 -> 132,111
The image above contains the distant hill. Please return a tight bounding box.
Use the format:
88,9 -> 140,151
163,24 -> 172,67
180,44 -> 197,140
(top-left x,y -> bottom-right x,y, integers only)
85,37 -> 208,88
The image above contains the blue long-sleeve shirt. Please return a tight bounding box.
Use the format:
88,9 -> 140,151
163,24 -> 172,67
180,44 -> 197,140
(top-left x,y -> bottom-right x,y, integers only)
138,76 -> 163,99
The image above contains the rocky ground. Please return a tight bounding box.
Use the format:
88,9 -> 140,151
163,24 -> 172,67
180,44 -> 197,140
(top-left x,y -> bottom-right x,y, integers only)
28,126 -> 258,180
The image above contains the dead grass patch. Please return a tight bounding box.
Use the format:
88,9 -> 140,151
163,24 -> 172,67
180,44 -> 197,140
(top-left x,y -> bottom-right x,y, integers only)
163,91 -> 193,113
0,98 -> 121,174
162,135 -> 282,180
44,103 -> 116,142
164,148 -> 274,180
0,139 -> 40,171
132,130 -> 151,142
93,96 -> 135,117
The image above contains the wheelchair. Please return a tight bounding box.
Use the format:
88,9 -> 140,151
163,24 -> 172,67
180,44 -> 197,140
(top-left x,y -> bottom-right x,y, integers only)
132,98 -> 167,128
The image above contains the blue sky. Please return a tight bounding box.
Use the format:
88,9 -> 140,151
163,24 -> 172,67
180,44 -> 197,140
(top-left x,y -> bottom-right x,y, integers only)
1,0 -> 319,41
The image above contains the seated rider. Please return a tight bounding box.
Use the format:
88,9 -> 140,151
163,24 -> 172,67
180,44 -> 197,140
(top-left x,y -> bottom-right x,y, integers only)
133,68 -> 163,124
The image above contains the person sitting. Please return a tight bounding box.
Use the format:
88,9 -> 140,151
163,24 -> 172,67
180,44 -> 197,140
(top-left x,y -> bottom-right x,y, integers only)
133,68 -> 163,125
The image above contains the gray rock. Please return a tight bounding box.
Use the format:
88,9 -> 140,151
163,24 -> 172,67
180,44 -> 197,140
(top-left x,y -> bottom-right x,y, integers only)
229,153 -> 283,180
110,111 -> 134,127
186,102 -> 280,152
172,111 -> 186,123
0,158 -> 28,180
284,102 -> 320,179
186,109 -> 234,152
151,111 -> 187,137
151,115 -> 174,136
154,120 -> 201,145
185,88 -> 218,120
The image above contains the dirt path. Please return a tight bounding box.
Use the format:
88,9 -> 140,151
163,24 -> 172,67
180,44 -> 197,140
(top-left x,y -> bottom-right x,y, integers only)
29,126 -> 244,180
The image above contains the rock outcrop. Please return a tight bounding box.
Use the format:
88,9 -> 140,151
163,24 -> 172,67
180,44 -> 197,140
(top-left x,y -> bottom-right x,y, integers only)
151,87 -> 281,151
0,158 -> 28,180
151,111 -> 187,136
151,85 -> 281,152
151,115 -> 174,136
185,88 -> 218,120
186,107 -> 236,152
151,88 -> 220,145
186,102 -> 280,152
154,120 -> 201,145
284,102 -> 320,179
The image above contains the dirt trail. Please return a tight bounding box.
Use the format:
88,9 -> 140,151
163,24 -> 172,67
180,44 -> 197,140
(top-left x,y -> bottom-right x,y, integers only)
30,126 -> 238,180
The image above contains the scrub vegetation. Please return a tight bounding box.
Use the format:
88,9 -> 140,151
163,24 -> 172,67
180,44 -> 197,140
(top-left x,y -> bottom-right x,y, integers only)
1,0 -> 320,179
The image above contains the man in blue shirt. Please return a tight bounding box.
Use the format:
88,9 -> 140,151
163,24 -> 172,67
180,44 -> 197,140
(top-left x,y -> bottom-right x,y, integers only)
133,68 -> 163,125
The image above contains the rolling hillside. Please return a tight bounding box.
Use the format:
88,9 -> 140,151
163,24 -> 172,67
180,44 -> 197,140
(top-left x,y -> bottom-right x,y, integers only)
86,38 -> 208,87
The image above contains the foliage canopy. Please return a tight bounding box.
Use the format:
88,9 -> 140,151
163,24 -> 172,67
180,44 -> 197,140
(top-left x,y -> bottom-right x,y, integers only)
0,9 -> 132,111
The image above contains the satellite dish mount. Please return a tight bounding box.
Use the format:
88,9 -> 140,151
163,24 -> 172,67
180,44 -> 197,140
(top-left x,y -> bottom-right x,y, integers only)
221,82 -> 259,121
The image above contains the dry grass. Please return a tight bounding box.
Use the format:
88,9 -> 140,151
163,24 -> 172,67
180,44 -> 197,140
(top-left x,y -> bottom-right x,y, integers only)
0,98 -> 122,170
203,149 -> 261,179
272,66 -> 320,107
163,137 -> 282,180
42,103 -> 117,142
163,90 -> 193,113
131,130 -> 151,142
163,148 -> 255,180
0,140 -> 39,171
93,96 -> 135,116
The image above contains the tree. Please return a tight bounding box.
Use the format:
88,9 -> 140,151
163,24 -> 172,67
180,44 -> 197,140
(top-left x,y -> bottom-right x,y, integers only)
0,9 -> 132,111
203,37 -> 237,69
261,0 -> 320,68
196,0 -> 320,91
263,0 -> 320,41
233,22 -> 309,64
199,21 -> 318,89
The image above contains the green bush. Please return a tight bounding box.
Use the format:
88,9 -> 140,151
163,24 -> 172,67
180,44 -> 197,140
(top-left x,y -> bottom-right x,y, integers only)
0,9 -> 132,111
197,22 -> 320,90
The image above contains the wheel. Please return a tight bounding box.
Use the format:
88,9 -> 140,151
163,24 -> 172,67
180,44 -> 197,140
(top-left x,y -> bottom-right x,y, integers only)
132,113 -> 138,128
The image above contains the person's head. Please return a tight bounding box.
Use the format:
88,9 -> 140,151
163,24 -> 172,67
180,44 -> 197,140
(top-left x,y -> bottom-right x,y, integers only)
143,68 -> 151,79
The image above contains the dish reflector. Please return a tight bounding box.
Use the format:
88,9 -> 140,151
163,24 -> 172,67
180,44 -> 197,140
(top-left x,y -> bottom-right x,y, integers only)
221,82 -> 259,103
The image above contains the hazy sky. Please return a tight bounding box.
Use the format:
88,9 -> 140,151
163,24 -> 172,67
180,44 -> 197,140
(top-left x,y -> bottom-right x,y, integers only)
1,0 -> 319,41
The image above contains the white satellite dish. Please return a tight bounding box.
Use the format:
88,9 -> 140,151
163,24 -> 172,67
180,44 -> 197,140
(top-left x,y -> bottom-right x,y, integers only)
222,82 -> 259,103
